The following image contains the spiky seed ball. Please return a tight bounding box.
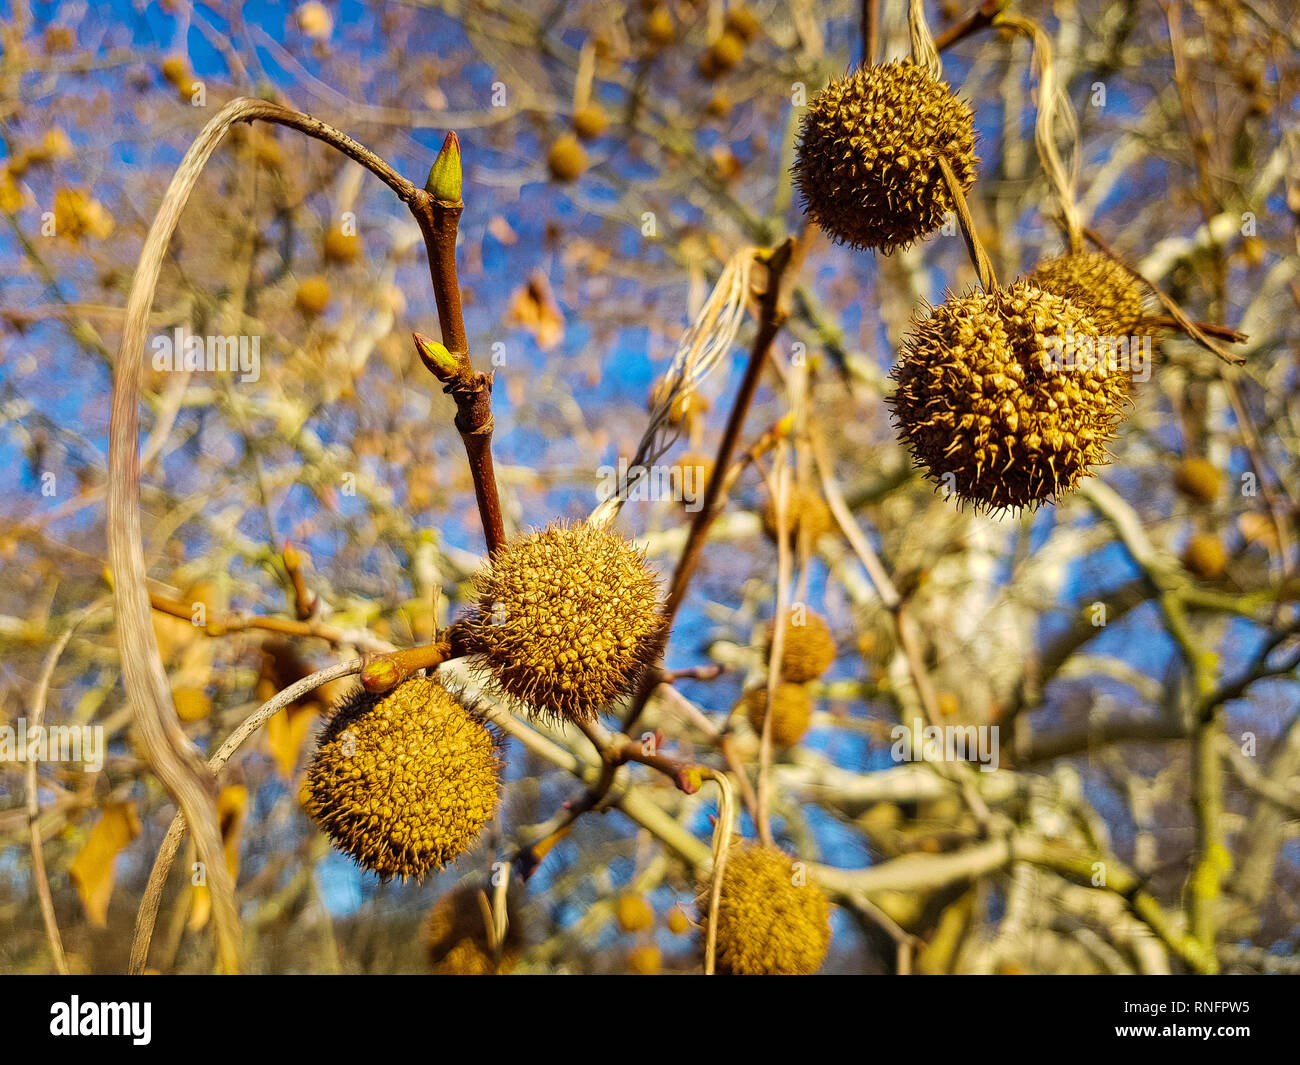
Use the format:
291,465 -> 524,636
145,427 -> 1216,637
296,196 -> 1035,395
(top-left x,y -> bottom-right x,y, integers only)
890,281 -> 1130,512
616,892 -> 655,933
667,904 -> 691,935
1182,533 -> 1228,579
323,225 -> 361,263
628,944 -> 662,974
572,104 -> 609,142
465,522 -> 665,724
795,61 -> 977,252
303,677 -> 501,880
422,884 -> 523,975
295,276 -> 332,316
547,135 -> 586,182
767,608 -> 836,682
760,485 -> 835,545
701,842 -> 831,975
1174,457 -> 1223,504
1029,251 -> 1151,337
739,683 -> 814,748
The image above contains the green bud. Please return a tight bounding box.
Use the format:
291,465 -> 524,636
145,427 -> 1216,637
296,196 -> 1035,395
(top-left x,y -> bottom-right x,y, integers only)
425,131 -> 462,202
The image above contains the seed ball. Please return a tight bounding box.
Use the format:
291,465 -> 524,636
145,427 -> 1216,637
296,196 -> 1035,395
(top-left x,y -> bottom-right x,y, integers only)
303,677 -> 502,880
738,683 -> 813,748
422,884 -> 523,975
322,224 -> 361,263
699,31 -> 745,79
1174,457 -> 1222,504
464,522 -> 666,724
724,7 -> 762,43
760,485 -> 835,546
546,135 -> 586,182
161,56 -> 189,87
889,280 -> 1130,512
644,7 -> 675,48
616,892 -> 655,933
795,61 -> 977,252
700,842 -> 832,975
1182,533 -> 1228,579
572,104 -> 609,142
667,904 -> 691,935
1028,251 -> 1151,338
295,276 -> 332,316
627,944 -> 662,974
766,608 -> 836,682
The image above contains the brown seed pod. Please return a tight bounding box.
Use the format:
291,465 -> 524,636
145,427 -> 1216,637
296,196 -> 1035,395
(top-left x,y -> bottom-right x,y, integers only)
464,522 -> 666,724
546,135 -> 587,182
1173,457 -> 1223,505
422,883 -> 523,975
738,683 -> 814,747
890,281 -> 1130,512
700,842 -> 831,975
303,677 -> 501,880
766,608 -> 836,682
1182,533 -> 1228,579
1028,251 -> 1152,337
760,485 -> 835,545
795,61 -> 977,252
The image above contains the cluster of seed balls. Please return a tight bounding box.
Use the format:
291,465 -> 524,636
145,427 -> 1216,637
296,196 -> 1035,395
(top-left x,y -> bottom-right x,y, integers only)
304,522 -> 667,886
736,606 -> 837,748
795,62 -> 1153,511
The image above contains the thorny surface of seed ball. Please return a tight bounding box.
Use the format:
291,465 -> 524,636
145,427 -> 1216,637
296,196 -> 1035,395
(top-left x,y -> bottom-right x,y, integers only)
422,883 -> 523,975
303,676 -> 501,880
766,608 -> 836,682
701,842 -> 831,975
890,281 -> 1130,512
739,682 -> 814,747
760,485 -> 835,545
795,61 -> 977,252
1029,251 -> 1151,337
1174,456 -> 1223,504
465,522 -> 665,724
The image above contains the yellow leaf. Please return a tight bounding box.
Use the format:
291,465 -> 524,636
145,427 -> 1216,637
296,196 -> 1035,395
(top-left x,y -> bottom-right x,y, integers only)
69,803 -> 141,927
506,273 -> 564,351
188,785 -> 249,931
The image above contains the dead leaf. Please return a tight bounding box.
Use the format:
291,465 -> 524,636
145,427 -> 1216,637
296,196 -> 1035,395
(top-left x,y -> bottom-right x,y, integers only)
506,272 -> 564,351
69,803 -> 141,927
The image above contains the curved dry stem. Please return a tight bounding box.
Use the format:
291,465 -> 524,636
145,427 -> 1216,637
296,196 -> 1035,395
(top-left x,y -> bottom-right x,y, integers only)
26,616 -> 95,975
938,154 -> 998,291
699,768 -> 735,976
128,658 -> 363,974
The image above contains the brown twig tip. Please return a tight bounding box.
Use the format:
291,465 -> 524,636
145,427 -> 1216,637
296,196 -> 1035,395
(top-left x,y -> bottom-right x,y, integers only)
426,131 -> 463,203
